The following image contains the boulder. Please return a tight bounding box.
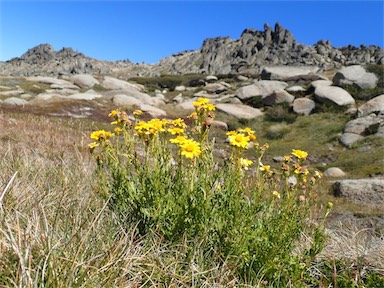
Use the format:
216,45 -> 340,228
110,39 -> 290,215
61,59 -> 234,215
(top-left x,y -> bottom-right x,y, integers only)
323,167 -> 346,178
72,74 -> 99,89
50,83 -> 79,90
286,86 -> 306,92
339,133 -> 364,147
333,179 -> 384,207
343,113 -> 384,136
261,90 -> 295,106
212,120 -> 228,130
175,85 -> 186,92
205,75 -> 218,82
26,76 -> 72,86
215,103 -> 263,120
261,66 -> 320,81
112,94 -> 142,106
236,75 -> 249,81
34,92 -> 62,101
175,99 -> 195,112
172,93 -> 184,104
0,90 -> 24,97
137,104 -> 167,118
358,95 -> 384,117
3,97 -> 29,105
46,88 -> 78,95
333,65 -> 378,89
314,85 -> 355,106
236,80 -> 288,100
66,93 -> 101,100
311,80 -> 333,88
292,98 -> 316,115
203,82 -> 228,94
102,76 -> 142,91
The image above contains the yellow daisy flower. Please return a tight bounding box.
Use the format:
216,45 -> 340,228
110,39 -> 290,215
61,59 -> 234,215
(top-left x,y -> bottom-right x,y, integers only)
228,133 -> 250,149
133,109 -> 143,117
168,127 -> 185,135
172,118 -> 187,128
259,163 -> 271,172
193,97 -> 210,108
90,130 -> 114,141
170,136 -> 187,145
292,149 -> 308,160
239,158 -> 253,170
180,139 -> 201,159
272,191 -> 281,199
108,109 -> 119,117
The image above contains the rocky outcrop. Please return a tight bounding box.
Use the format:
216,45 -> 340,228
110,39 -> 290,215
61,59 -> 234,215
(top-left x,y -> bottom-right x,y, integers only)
215,103 -> 264,120
314,85 -> 355,106
333,179 -> 384,208
292,98 -> 316,115
358,94 -> 384,117
0,24 -> 382,77
340,113 -> 384,147
333,65 -> 378,89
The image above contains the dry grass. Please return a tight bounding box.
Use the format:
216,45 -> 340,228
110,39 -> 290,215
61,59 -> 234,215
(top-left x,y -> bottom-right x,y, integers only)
0,109 -> 383,286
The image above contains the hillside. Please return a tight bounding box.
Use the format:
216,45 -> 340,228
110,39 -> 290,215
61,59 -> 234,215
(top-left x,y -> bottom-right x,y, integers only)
0,23 -> 383,77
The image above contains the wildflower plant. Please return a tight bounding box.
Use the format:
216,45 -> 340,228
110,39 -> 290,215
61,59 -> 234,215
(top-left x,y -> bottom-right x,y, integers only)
90,99 -> 331,285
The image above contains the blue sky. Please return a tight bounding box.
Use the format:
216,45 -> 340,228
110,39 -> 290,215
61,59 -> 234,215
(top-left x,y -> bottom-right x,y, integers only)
0,1 -> 383,63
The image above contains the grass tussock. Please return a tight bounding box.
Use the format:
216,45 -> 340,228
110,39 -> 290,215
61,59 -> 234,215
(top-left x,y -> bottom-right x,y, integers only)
0,105 -> 383,286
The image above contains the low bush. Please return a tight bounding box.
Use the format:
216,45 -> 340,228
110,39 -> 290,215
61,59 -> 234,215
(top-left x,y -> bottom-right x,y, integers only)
90,98 -> 331,285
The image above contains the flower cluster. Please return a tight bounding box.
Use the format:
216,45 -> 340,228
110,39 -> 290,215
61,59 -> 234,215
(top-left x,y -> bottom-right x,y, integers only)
89,129 -> 115,153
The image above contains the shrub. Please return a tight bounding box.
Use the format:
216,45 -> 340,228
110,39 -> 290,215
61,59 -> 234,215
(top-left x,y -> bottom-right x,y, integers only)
90,98 -> 330,285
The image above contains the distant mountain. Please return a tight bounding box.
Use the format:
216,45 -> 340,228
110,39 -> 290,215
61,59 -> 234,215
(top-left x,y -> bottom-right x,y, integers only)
0,23 -> 382,77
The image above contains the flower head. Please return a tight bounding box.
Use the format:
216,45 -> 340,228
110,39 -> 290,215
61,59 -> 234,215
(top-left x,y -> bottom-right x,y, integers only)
133,109 -> 143,118
260,163 -> 271,173
239,158 -> 253,170
168,127 -> 185,135
228,133 -> 250,149
193,97 -> 210,108
170,135 -> 187,145
272,191 -> 281,199
90,130 -> 114,141
180,139 -> 201,159
172,118 -> 187,129
89,142 -> 99,153
292,149 -> 308,160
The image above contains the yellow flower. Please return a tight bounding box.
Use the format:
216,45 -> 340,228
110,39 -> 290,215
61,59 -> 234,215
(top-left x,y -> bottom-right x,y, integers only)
187,112 -> 198,120
193,97 -> 210,108
88,142 -> 99,152
226,130 -> 237,137
292,149 -> 308,160
90,130 -> 114,141
148,118 -> 167,132
228,133 -> 250,149
314,171 -> 323,179
180,139 -> 201,159
170,136 -> 187,145
172,118 -> 187,128
203,103 -> 216,111
168,127 -> 185,135
272,191 -> 281,199
114,127 -> 122,135
284,155 -> 291,163
133,109 -> 143,117
259,163 -> 271,172
239,158 -> 253,170
108,110 -> 119,117
238,127 -> 256,141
